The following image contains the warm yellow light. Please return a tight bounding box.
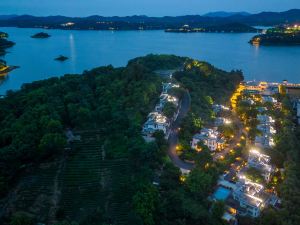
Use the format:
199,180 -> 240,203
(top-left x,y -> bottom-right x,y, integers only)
180,175 -> 186,182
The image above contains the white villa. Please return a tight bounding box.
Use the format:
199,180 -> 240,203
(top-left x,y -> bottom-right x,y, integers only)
255,135 -> 275,148
248,150 -> 273,182
257,124 -> 276,136
191,128 -> 225,151
143,112 -> 170,136
213,104 -> 230,113
262,96 -> 277,104
257,115 -> 275,125
215,117 -> 232,126
232,178 -> 270,217
162,82 -> 180,94
143,82 -> 180,138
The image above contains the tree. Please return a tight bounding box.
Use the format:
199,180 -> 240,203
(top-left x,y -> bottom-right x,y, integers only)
38,133 -> 66,157
211,201 -> 226,225
186,168 -> 214,199
194,146 -> 212,169
163,102 -> 177,118
244,167 -> 264,184
10,212 -> 34,225
133,184 -> 159,225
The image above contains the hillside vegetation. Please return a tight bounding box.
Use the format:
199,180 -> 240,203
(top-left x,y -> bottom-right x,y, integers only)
0,54 -> 243,225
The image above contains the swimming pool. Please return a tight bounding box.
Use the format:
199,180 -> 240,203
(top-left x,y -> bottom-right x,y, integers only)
213,186 -> 231,201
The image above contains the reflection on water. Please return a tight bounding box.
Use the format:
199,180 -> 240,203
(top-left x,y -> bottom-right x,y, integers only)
0,27 -> 300,94
69,33 -> 76,73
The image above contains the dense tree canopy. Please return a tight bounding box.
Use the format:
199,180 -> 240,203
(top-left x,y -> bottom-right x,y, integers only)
0,55 -> 244,225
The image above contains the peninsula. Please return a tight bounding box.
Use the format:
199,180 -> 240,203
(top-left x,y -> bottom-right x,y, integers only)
250,25 -> 300,45
0,59 -> 19,76
166,23 -> 261,33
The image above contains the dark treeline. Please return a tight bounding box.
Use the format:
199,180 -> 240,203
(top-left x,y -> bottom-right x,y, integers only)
0,9 -> 300,30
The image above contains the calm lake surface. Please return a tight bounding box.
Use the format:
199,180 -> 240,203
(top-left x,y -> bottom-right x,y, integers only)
1,27 -> 300,94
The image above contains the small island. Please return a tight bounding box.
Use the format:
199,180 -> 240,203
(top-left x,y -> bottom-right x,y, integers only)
31,32 -> 51,39
166,23 -> 261,33
250,25 -> 300,46
55,55 -> 69,61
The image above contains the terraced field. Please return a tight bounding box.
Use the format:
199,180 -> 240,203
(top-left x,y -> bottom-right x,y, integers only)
60,130 -> 131,224
0,130 -> 132,225
0,161 -> 61,223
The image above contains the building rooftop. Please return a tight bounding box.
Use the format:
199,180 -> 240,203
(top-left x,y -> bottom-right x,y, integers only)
248,150 -> 272,174
255,135 -> 275,148
257,114 -> 275,124
257,124 -> 276,135
162,82 -> 180,94
234,178 -> 268,208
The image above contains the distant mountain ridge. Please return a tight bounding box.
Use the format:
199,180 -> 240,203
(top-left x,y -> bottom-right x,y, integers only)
0,9 -> 299,30
0,15 -> 17,20
203,11 -> 251,18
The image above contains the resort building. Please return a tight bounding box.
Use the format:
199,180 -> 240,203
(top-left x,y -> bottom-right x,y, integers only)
262,96 -> 277,104
232,178 -> 269,217
143,82 -> 181,138
257,124 -> 276,136
213,104 -> 230,113
242,98 -> 255,105
215,117 -> 232,126
257,114 -> 275,125
143,112 -> 170,136
257,107 -> 267,113
191,128 -> 225,151
248,150 -> 273,182
162,82 -> 180,94
255,135 -> 275,148
160,93 -> 179,106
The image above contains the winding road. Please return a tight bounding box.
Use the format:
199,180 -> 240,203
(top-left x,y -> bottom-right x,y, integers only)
167,90 -> 195,170
167,90 -> 243,170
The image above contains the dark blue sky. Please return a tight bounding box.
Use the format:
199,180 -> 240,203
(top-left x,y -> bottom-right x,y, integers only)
1,0 -> 299,16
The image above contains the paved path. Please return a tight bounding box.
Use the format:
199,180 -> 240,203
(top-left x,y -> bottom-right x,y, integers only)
213,114 -> 243,161
167,90 -> 195,170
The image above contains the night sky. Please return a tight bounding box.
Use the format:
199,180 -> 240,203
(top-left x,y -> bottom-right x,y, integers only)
0,0 -> 299,16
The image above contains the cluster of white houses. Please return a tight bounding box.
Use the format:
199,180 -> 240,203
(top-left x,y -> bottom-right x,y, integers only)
213,83 -> 282,223
231,149 -> 275,217
142,82 -> 180,138
215,149 -> 277,221
190,104 -> 231,152
255,114 -> 276,149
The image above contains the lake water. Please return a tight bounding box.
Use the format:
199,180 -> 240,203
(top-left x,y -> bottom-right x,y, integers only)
1,27 -> 300,94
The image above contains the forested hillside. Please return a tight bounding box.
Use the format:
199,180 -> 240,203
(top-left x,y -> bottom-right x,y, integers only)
0,55 -> 243,225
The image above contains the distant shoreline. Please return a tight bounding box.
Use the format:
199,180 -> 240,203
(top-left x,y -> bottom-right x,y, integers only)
0,9 -> 299,31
